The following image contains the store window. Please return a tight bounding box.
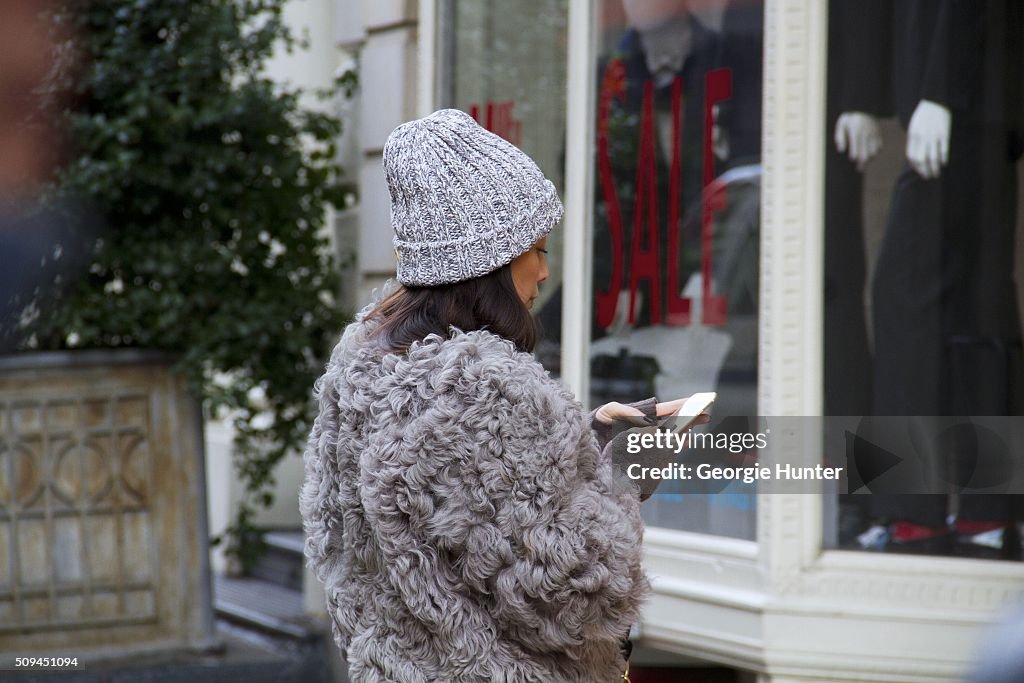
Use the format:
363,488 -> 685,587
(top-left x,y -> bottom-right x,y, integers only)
438,0 -> 568,374
823,0 -> 1024,561
591,0 -> 764,539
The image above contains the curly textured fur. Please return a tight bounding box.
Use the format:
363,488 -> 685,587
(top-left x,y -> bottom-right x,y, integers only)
300,290 -> 649,682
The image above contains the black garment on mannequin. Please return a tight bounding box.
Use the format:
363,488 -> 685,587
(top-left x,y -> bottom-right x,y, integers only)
870,118 -> 1023,526
836,0 -> 1024,533
824,0 -> 889,418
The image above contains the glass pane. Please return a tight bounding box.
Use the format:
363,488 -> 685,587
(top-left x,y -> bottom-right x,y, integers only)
591,0 -> 764,539
440,0 -> 568,374
824,0 -> 1024,561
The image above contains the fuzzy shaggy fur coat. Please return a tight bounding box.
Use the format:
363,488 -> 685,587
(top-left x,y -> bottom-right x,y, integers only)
300,297 -> 650,682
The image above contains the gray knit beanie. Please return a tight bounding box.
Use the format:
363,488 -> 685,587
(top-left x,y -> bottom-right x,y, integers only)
383,109 -> 563,286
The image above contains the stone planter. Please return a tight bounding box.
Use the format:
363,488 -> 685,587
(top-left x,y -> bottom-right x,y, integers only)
0,350 -> 216,662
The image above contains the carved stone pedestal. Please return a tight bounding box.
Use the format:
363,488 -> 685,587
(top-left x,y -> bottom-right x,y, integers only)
0,351 -> 216,663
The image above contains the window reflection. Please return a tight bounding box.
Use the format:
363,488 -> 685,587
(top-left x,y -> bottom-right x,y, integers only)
591,0 -> 764,539
442,0 -> 568,374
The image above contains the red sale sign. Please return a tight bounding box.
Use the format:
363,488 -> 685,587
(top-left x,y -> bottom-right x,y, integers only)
596,64 -> 733,329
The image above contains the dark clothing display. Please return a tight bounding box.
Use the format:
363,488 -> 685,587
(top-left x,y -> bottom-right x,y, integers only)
868,0 -> 1024,420
872,122 -> 1023,418
870,117 -> 1024,530
824,0 -> 879,417
890,0 -> 1023,129
831,0 -> 1024,420
830,0 -> 892,118
830,0 -> 1024,541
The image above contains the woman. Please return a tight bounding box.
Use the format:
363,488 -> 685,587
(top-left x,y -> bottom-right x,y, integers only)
300,109 -> 701,681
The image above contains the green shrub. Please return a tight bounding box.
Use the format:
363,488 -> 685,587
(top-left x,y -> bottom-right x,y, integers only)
31,0 -> 354,572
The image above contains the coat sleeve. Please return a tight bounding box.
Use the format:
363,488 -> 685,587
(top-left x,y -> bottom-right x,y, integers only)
433,354 -> 651,655
298,362 -> 346,593
588,396 -> 657,450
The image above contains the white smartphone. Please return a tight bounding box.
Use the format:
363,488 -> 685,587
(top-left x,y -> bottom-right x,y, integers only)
664,391 -> 717,436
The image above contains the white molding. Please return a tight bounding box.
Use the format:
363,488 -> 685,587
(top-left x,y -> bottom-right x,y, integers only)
815,548 -> 1024,580
416,0 -> 437,116
645,526 -> 759,559
788,556 -> 1024,617
757,0 -> 828,577
758,0 -> 826,420
645,607 -> 979,682
561,0 -> 595,400
643,619 -> 766,672
760,652 -> 968,683
651,575 -> 767,612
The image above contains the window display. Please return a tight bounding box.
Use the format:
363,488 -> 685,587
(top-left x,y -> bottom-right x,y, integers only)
591,0 -> 764,539
824,0 -> 1024,560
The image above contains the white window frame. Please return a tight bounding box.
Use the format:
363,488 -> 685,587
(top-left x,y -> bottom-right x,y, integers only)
418,0 -> 439,116
422,1 -> 1024,679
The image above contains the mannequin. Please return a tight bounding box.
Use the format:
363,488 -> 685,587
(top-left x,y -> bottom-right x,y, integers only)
834,0 -> 1024,557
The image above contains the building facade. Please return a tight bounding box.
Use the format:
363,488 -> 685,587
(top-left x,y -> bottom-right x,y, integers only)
225,1 -> 1024,680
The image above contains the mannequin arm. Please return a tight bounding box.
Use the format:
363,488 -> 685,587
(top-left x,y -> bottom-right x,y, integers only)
906,99 -> 950,179
834,112 -> 882,170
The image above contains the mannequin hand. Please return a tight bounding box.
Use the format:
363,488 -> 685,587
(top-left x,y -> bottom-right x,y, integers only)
906,100 -> 950,179
834,112 -> 882,170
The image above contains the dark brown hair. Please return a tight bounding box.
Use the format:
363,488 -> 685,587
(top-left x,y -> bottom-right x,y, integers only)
366,264 -> 539,353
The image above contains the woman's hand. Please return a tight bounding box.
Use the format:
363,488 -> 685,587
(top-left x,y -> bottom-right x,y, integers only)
600,395 -> 714,503
594,397 -> 712,428
593,401 -> 658,426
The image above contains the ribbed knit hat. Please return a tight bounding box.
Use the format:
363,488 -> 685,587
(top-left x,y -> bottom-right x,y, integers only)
383,109 -> 563,286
